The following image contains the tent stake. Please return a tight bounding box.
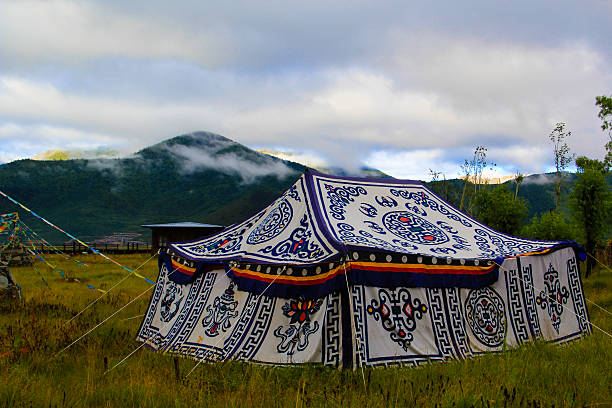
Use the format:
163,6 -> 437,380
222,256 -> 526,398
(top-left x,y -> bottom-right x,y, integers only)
174,357 -> 181,382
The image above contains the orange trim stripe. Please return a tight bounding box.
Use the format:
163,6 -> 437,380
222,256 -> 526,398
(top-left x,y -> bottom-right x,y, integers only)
171,259 -> 196,275
349,261 -> 495,275
230,265 -> 346,285
230,261 -> 496,284
510,247 -> 554,257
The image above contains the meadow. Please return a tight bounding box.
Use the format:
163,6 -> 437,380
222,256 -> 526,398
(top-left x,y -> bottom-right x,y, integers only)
0,253 -> 610,407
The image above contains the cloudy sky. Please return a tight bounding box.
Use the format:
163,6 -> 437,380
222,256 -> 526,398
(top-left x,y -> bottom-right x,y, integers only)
0,0 -> 610,179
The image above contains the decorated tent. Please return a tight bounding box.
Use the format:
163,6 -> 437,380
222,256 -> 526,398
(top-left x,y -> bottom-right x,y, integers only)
137,170 -> 591,368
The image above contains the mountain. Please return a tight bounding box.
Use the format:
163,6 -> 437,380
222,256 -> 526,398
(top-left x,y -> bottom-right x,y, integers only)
0,132 -> 305,242
0,131 -> 597,243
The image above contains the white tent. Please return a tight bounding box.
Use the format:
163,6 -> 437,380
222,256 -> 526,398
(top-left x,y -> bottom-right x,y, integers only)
137,170 -> 590,368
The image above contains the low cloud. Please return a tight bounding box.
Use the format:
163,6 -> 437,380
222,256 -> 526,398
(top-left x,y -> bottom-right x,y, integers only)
522,173 -> 557,185
85,158 -> 127,178
166,144 -> 298,183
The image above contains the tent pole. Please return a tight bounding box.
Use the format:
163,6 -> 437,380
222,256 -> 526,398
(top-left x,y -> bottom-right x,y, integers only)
342,257 -> 367,389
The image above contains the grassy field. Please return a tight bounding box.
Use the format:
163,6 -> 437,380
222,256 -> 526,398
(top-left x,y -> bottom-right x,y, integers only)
0,253 -> 610,408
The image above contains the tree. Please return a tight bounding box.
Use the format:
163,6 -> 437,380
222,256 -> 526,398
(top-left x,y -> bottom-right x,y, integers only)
429,168 -> 453,203
473,184 -> 527,236
513,172 -> 524,199
459,146 -> 493,214
520,211 -> 575,242
595,95 -> 612,169
549,123 -> 574,211
568,156 -> 612,277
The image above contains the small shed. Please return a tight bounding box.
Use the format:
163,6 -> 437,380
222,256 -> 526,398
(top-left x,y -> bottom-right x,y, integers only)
141,222 -> 225,253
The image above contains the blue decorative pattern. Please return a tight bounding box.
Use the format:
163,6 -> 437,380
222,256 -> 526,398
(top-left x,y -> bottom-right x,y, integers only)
390,189 -> 473,228
274,298 -> 323,355
521,263 -> 542,339
464,287 -> 506,347
170,175 -> 338,264
536,263 -> 569,333
383,210 -> 449,245
246,200 -> 293,245
258,214 -> 326,260
310,173 -> 562,260
567,257 -> 590,334
366,288 -> 428,351
201,282 -> 239,337
160,282 -> 184,322
505,267 -> 531,345
324,183 -> 367,221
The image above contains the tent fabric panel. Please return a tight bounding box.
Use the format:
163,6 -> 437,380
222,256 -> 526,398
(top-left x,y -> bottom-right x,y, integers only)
137,246 -> 590,368
169,175 -> 339,264
308,171 -> 560,260
350,247 -> 590,367
136,266 -> 344,367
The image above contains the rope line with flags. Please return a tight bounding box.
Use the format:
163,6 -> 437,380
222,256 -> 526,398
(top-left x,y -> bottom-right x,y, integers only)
0,190 -> 155,285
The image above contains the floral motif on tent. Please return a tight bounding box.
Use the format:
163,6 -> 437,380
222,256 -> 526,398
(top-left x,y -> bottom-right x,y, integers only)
246,199 -> 293,245
258,214 -> 325,260
201,282 -> 239,337
383,210 -> 450,245
274,297 -> 323,355
536,263 -> 569,333
366,288 -> 428,351
160,282 -> 184,322
465,287 -> 506,347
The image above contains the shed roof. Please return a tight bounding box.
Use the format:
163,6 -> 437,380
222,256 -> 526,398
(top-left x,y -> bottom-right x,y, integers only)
141,222 -> 224,229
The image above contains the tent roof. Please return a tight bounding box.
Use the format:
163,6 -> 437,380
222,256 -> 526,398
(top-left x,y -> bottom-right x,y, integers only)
170,169 -> 564,264
165,170 -> 580,297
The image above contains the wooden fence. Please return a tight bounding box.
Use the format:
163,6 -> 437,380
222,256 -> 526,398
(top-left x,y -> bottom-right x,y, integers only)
36,242 -> 153,255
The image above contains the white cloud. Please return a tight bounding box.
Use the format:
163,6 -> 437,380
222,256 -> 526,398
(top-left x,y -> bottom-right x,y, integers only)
364,149 -> 459,180
0,1 -> 610,177
0,0 -> 216,66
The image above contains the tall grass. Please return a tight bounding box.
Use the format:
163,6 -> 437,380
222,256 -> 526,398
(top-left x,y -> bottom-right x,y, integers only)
0,254 -> 610,407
